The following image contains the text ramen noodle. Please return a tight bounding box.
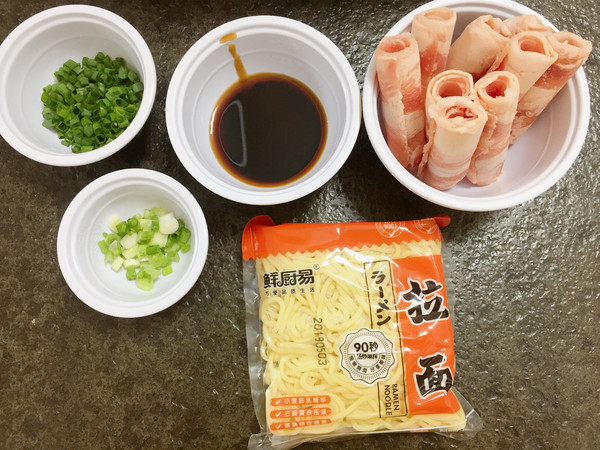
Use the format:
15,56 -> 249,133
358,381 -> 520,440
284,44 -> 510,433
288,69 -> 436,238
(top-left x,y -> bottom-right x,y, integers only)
242,216 -> 480,448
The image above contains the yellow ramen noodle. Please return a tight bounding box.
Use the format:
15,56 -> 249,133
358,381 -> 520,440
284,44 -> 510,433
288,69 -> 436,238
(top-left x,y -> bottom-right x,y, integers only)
256,240 -> 465,436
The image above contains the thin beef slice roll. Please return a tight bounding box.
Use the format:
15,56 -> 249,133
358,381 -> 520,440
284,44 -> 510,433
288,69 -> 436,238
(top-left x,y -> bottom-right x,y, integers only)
503,14 -> 553,35
418,96 -> 487,190
411,7 -> 457,96
446,15 -> 511,81
467,71 -> 519,185
424,69 -> 475,170
426,69 -> 475,111
510,31 -> 592,143
375,33 -> 426,169
488,31 -> 557,100
425,70 -> 475,141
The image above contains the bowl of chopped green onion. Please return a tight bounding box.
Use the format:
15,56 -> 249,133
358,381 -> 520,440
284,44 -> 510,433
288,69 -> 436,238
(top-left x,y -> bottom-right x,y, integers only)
57,169 -> 209,318
0,5 -> 156,166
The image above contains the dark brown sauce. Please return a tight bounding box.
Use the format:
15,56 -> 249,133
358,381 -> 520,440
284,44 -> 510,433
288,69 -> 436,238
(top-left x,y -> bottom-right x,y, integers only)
209,39 -> 327,187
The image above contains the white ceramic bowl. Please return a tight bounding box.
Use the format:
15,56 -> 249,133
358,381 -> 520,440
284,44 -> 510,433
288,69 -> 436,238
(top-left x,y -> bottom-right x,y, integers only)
0,5 -> 156,166
363,0 -> 590,211
166,15 -> 361,205
57,169 -> 209,318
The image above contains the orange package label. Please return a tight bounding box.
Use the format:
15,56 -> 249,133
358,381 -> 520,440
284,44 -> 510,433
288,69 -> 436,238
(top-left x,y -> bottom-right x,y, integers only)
246,215 -> 467,435
269,407 -> 332,419
269,395 -> 331,407
391,254 -> 459,415
270,419 -> 333,432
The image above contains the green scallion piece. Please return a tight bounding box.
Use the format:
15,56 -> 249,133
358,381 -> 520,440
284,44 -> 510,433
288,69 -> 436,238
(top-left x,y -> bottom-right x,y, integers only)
40,52 -> 144,153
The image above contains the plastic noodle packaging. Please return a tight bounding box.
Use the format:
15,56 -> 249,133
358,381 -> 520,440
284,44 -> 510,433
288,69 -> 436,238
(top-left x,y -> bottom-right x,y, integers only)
242,215 -> 481,449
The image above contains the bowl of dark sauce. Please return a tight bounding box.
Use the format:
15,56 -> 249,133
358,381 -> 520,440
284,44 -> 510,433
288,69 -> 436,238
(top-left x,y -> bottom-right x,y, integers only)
166,16 -> 361,205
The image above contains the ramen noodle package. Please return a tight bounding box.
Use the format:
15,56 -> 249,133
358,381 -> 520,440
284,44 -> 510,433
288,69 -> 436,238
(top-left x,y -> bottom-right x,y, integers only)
242,216 -> 480,449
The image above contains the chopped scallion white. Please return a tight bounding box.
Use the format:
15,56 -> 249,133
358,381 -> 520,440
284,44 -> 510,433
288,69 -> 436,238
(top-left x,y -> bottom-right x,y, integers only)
108,215 -> 122,233
98,207 -> 191,291
120,232 -> 138,249
111,256 -> 124,272
158,212 -> 179,235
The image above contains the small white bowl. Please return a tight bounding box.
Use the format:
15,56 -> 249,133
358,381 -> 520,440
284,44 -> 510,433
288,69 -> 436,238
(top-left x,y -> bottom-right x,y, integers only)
166,15 -> 361,205
363,0 -> 590,211
0,5 -> 156,166
57,169 -> 209,318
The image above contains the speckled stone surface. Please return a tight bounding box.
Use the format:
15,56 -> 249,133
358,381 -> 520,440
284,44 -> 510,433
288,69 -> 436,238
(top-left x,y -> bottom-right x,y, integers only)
0,0 -> 598,448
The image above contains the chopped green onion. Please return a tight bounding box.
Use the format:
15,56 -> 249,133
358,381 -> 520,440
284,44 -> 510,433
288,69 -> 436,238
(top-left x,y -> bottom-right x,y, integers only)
126,266 -> 137,281
136,274 -> 153,292
146,245 -> 161,255
41,52 -> 143,153
97,240 -> 108,254
98,208 -> 191,291
116,221 -> 128,236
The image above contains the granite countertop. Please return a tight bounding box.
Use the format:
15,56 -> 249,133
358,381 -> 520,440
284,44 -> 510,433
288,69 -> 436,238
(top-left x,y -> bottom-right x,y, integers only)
1,0 -> 598,448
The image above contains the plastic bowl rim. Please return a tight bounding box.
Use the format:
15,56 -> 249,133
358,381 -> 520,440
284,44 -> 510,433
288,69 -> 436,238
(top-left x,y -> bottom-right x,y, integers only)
0,4 -> 157,167
361,0 -> 591,211
56,168 -> 209,318
165,15 -> 361,205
